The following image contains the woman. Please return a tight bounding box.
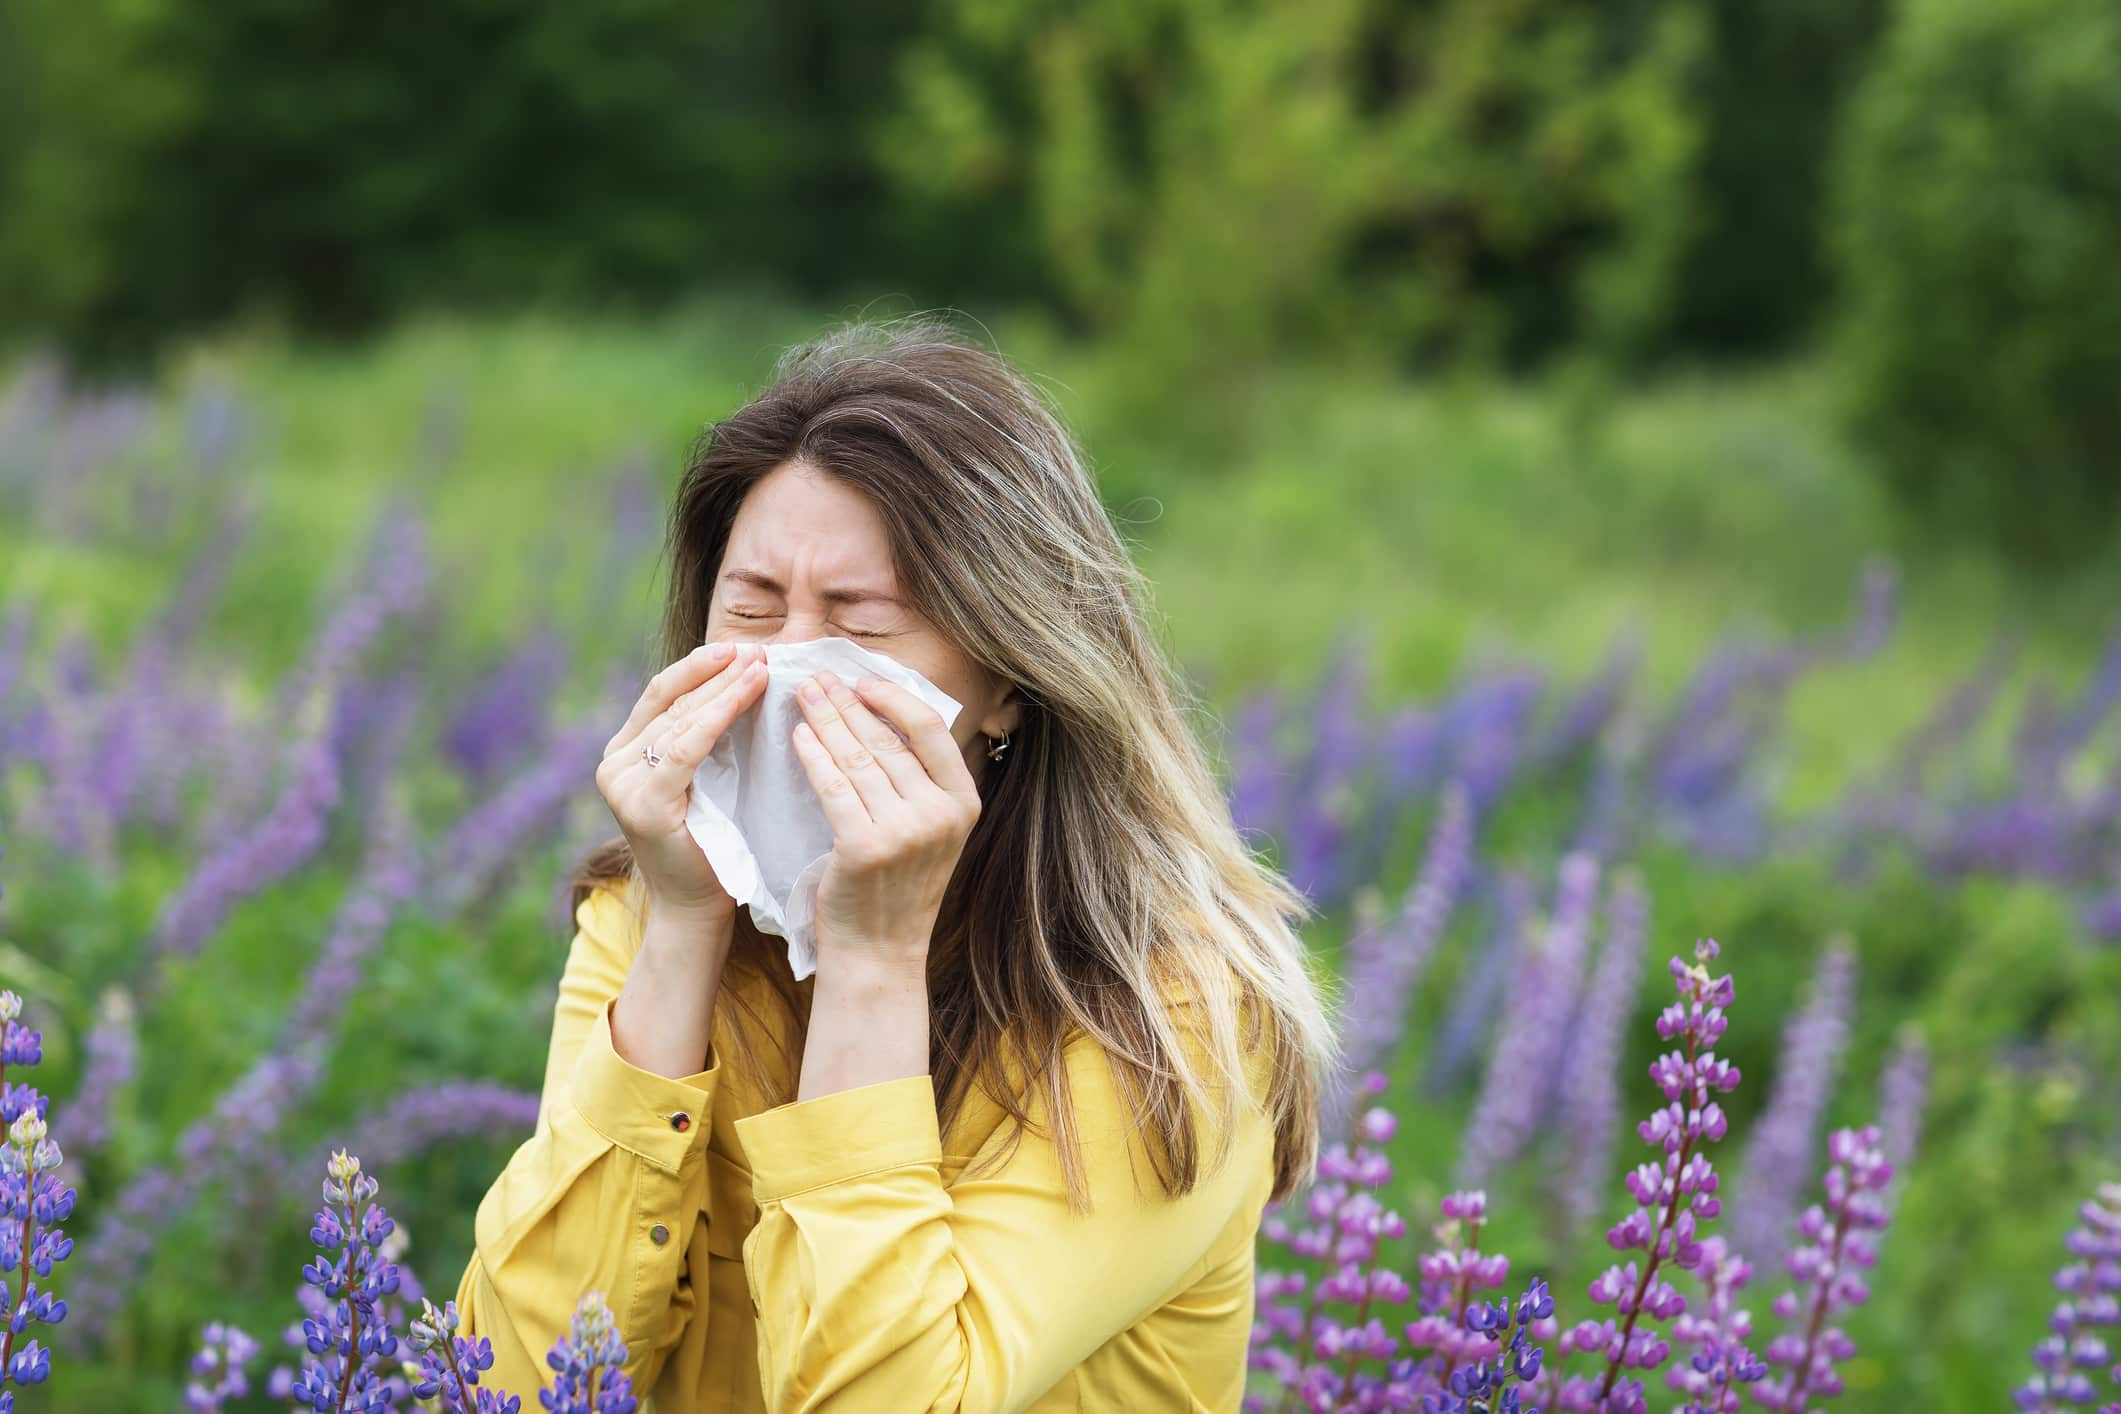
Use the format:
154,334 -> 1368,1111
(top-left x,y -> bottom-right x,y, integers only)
454,314 -> 1340,1412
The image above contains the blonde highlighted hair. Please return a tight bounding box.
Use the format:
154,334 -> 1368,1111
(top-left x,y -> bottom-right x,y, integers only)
570,312 -> 1340,1213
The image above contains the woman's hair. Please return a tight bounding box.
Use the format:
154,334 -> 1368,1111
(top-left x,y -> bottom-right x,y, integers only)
569,311 -> 1339,1211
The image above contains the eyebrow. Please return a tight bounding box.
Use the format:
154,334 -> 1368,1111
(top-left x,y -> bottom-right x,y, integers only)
719,567 -> 905,609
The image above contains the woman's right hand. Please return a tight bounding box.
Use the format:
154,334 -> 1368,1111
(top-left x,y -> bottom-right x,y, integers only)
597,640 -> 770,920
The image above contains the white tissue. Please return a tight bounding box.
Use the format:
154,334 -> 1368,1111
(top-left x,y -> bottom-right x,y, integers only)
683,636 -> 964,981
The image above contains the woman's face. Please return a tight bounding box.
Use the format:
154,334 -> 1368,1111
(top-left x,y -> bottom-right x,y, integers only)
707,460 -> 1022,773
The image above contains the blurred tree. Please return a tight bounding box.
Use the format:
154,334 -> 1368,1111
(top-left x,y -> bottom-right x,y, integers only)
880,0 -> 1706,417
1662,0 -> 1888,356
0,0 -> 934,367
1830,0 -> 2121,563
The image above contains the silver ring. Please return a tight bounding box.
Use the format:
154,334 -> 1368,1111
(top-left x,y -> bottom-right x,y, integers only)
642,740 -> 665,767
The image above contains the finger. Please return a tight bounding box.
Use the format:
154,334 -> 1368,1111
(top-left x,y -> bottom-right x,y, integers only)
603,652 -> 765,795
609,643 -> 759,765
811,669 -> 936,800
604,655 -> 769,815
795,671 -> 910,819
851,675 -> 981,799
658,656 -> 770,775
790,718 -> 876,842
604,641 -> 740,757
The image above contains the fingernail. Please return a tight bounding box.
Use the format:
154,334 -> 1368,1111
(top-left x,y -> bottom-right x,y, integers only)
798,678 -> 822,702
857,675 -> 883,691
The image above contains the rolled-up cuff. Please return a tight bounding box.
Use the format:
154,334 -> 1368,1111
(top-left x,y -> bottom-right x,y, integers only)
570,998 -> 718,1172
734,1072 -> 942,1202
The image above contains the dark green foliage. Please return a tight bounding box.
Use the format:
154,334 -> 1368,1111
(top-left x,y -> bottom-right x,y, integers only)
885,0 -> 1707,406
0,0 -> 935,368
1664,0 -> 1890,355
1829,0 -> 2121,564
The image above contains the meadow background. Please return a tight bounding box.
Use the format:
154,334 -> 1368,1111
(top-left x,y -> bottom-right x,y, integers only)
2,0 -> 2119,1408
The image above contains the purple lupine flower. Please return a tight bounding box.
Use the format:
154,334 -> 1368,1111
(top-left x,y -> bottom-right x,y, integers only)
207,499 -> 429,837
185,377 -> 249,474
1642,558 -> 1894,853
2013,1181 -> 2121,1412
1530,630 -> 1643,770
1572,742 -> 1634,862
0,600 -> 34,766
1844,559 -> 1900,660
20,623 -> 110,861
70,794 -> 422,1344
1928,795 -> 2084,884
91,492 -> 258,832
442,629 -> 572,788
270,498 -> 433,727
283,790 -> 423,1047
2021,618 -> 2121,794
1556,872 -> 1650,1241
1426,872 -> 1530,1099
541,1291 -> 640,1414
1441,670 -> 1545,818
1427,1277 -> 1555,1414
285,1149 -> 406,1412
1328,785 -> 1474,1131
61,985 -> 135,1157
1227,687 -> 1291,842
185,1320 -> 260,1412
580,455 -> 662,624
268,1217 -> 429,1408
1459,852 -> 1601,1185
1399,1191 -> 1559,1408
1284,632 -> 1376,908
1345,705 -> 1443,894
1664,1237 -> 1766,1412
1249,1071 -> 1416,1411
69,686 -> 346,1161
426,709 -> 622,919
1752,1125 -> 1895,1410
151,686 -> 346,968
407,1296 -> 522,1413
1728,938 -> 1858,1275
1553,938 -> 1742,1414
1874,1031 -> 1929,1228
1823,631 -> 2017,883
0,990 -> 74,1404
282,1083 -> 543,1195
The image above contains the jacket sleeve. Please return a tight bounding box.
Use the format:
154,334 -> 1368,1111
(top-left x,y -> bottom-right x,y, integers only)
454,884 -> 721,1396
730,1019 -> 1274,1414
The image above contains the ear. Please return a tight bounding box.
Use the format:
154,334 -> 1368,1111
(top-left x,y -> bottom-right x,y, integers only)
975,683 -> 1026,743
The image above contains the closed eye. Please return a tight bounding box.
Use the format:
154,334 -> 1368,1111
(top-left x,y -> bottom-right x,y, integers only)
728,609 -> 891,638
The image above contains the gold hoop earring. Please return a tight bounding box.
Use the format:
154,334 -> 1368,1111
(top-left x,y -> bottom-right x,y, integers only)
985,730 -> 1012,763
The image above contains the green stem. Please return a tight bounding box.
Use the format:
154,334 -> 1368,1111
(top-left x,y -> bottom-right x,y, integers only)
332,1195 -> 365,1414
1783,1194 -> 1853,1412
1595,1019 -> 1705,1406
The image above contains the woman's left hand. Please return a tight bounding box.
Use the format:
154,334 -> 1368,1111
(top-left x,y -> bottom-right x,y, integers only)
790,668 -> 983,978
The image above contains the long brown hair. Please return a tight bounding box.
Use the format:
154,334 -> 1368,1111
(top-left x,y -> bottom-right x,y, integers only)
569,312 -> 1339,1212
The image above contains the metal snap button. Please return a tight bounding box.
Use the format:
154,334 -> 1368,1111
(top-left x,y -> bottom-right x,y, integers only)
650,1223 -> 671,1246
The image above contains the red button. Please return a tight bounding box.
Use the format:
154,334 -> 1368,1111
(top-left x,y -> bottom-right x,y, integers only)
670,1111 -> 692,1132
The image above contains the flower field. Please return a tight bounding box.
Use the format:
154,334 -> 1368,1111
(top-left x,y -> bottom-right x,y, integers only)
2,323 -> 2119,1411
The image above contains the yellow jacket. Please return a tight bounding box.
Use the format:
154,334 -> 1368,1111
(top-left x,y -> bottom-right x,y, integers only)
453,883 -> 1278,1413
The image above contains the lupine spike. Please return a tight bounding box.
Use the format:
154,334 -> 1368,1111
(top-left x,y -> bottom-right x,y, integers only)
0,991 -> 73,1404
1751,1125 -> 1895,1410
2012,1180 -> 2121,1414
1728,937 -> 1858,1274
1551,937 -> 1741,1413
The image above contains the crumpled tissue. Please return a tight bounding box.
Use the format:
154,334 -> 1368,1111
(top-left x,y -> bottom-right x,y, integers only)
683,635 -> 963,981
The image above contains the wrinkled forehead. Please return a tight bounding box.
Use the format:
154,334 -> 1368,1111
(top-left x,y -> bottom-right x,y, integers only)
720,463 -> 903,595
